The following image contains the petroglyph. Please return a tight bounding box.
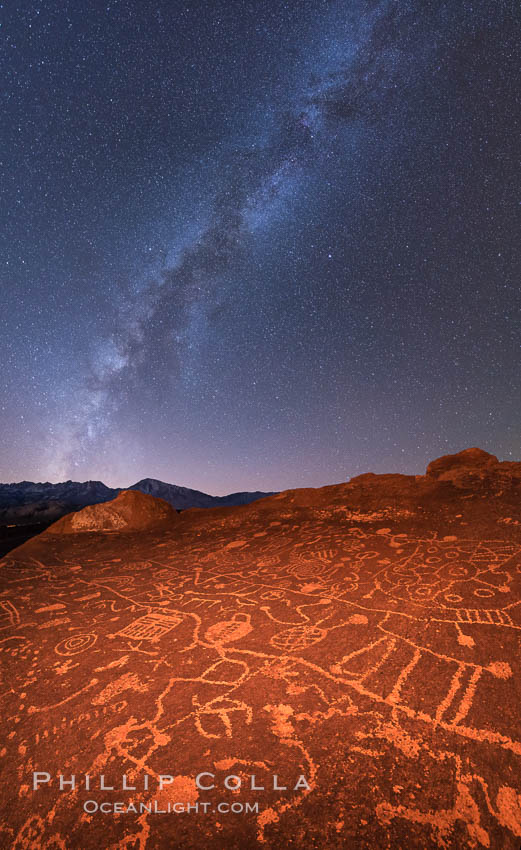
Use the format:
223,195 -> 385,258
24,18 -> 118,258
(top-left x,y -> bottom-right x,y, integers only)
2,476 -> 521,849
0,600 -> 20,629
270,625 -> 326,651
204,613 -> 252,645
115,612 -> 183,642
54,633 -> 98,656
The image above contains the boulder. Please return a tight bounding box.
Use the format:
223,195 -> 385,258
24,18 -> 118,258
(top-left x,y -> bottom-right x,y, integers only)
45,489 -> 177,534
426,448 -> 499,481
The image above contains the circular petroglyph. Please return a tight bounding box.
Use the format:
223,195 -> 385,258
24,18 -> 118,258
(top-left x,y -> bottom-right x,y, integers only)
445,593 -> 464,603
261,590 -> 287,600
347,614 -> 369,624
54,633 -> 98,656
440,563 -> 469,579
204,613 -> 252,645
412,585 -> 436,598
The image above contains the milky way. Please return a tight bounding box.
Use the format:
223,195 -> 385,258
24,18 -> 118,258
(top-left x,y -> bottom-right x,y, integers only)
2,0 -> 519,492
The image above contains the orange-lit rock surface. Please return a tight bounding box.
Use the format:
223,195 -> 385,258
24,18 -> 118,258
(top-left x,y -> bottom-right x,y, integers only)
45,488 -> 178,534
2,449 -> 521,848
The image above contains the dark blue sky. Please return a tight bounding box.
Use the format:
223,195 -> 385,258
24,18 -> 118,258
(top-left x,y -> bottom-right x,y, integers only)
2,0 -> 519,492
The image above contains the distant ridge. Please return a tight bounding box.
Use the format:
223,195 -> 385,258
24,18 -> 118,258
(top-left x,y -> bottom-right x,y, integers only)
131,478 -> 273,510
0,477 -> 275,526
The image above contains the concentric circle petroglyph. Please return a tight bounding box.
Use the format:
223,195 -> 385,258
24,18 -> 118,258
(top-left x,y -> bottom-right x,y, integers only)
54,633 -> 98,656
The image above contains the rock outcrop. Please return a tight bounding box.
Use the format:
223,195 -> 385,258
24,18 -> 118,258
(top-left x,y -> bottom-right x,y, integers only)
248,448 -> 521,522
425,447 -> 521,490
425,447 -> 499,478
44,489 -> 178,534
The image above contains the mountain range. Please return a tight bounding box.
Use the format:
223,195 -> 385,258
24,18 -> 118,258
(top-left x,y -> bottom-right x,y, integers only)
0,477 -> 275,525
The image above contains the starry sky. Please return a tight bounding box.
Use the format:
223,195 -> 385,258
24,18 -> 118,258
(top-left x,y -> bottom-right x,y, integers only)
2,0 -> 520,493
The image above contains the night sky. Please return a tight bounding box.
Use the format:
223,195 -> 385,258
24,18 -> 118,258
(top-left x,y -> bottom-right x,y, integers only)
2,1 -> 520,493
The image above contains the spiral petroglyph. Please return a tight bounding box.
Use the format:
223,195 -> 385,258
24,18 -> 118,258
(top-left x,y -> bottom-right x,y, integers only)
54,633 -> 98,656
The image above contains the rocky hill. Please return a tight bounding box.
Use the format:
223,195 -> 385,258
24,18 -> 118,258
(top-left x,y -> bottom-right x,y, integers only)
45,489 -> 178,534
